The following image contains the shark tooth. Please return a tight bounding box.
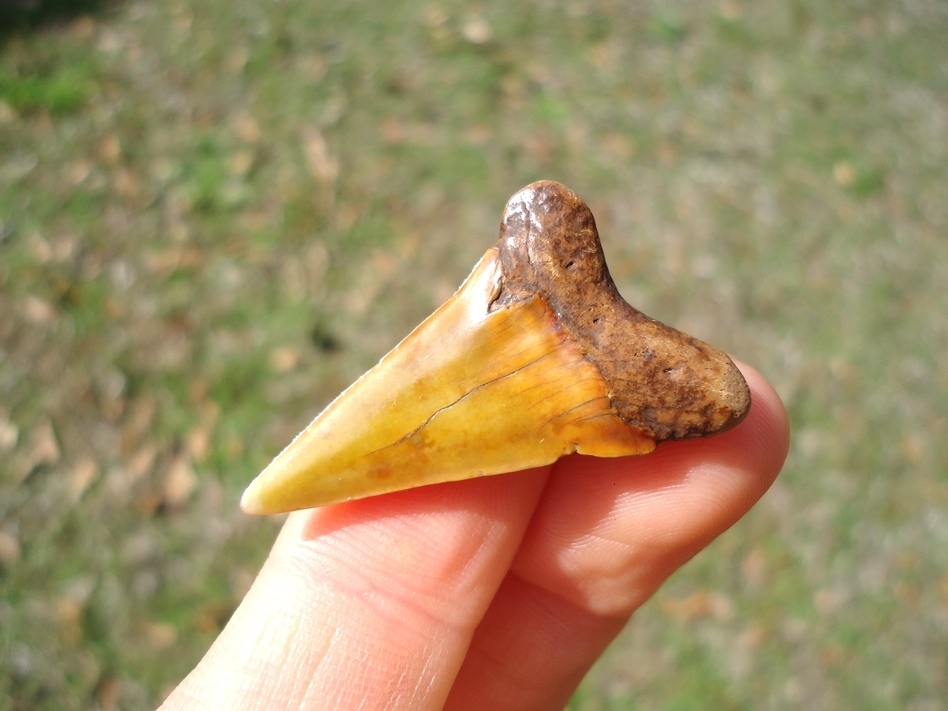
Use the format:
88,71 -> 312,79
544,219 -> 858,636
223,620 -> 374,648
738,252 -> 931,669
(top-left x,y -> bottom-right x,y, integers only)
242,181 -> 750,514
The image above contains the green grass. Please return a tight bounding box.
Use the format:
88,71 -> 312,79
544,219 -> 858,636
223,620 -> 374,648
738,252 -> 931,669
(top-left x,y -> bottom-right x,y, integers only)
1,1 -> 947,709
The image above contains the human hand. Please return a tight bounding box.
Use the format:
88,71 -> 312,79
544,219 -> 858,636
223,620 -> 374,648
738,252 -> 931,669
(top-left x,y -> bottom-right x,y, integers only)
160,362 -> 788,711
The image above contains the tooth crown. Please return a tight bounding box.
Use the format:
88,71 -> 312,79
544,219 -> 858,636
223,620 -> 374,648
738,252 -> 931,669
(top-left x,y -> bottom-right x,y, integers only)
241,181 -> 751,514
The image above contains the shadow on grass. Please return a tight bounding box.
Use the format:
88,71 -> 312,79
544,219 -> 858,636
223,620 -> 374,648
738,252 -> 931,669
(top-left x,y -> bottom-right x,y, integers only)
0,0 -> 117,39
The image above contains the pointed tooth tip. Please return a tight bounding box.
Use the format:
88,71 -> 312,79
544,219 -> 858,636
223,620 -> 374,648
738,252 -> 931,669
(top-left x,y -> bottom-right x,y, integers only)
240,476 -> 279,516
239,484 -> 264,515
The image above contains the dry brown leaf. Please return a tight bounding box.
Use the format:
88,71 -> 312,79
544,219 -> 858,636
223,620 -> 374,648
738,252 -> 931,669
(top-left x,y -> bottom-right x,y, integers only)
661,590 -> 734,623
120,395 -> 157,454
98,134 -> 121,164
162,453 -> 197,509
140,620 -> 178,649
57,576 -> 95,646
143,246 -> 204,275
301,127 -> 339,183
227,149 -> 255,177
94,675 -> 122,711
740,546 -> 769,589
12,418 -> 60,483
0,415 -> 18,453
462,15 -> 492,44
68,456 -> 100,504
57,598 -> 85,646
268,345 -> 302,373
233,112 -> 261,143
834,161 -> 856,187
21,295 -> 58,325
193,601 -> 234,634
125,443 -> 158,485
0,530 -> 20,567
185,424 -> 213,463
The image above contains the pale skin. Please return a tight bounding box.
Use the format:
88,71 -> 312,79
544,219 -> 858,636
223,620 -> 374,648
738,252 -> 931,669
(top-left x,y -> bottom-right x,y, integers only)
161,363 -> 789,711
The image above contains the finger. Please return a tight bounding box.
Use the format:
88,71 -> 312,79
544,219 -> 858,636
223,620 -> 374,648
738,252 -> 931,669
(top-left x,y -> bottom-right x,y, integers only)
445,363 -> 789,710
160,468 -> 550,711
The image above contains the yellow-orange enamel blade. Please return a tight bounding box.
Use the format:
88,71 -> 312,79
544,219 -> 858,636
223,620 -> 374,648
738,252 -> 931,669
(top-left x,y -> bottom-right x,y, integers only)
241,249 -> 653,514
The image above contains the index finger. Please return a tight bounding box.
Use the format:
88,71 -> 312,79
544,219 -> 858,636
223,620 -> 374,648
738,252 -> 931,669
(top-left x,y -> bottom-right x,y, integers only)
444,362 -> 789,710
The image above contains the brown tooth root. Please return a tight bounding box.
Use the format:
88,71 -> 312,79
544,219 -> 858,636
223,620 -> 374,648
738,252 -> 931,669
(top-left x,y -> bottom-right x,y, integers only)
495,181 -> 750,441
241,180 -> 751,515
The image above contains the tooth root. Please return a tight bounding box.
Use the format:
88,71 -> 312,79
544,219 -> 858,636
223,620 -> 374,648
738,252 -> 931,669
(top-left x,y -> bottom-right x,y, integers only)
241,250 -> 653,515
242,181 -> 751,515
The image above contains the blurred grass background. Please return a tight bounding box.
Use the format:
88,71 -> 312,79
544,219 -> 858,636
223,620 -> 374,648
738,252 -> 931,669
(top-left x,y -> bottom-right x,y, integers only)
1,0 -> 946,708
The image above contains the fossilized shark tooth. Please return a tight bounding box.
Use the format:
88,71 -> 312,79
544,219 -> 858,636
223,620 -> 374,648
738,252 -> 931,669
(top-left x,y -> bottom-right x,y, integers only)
241,181 -> 750,515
